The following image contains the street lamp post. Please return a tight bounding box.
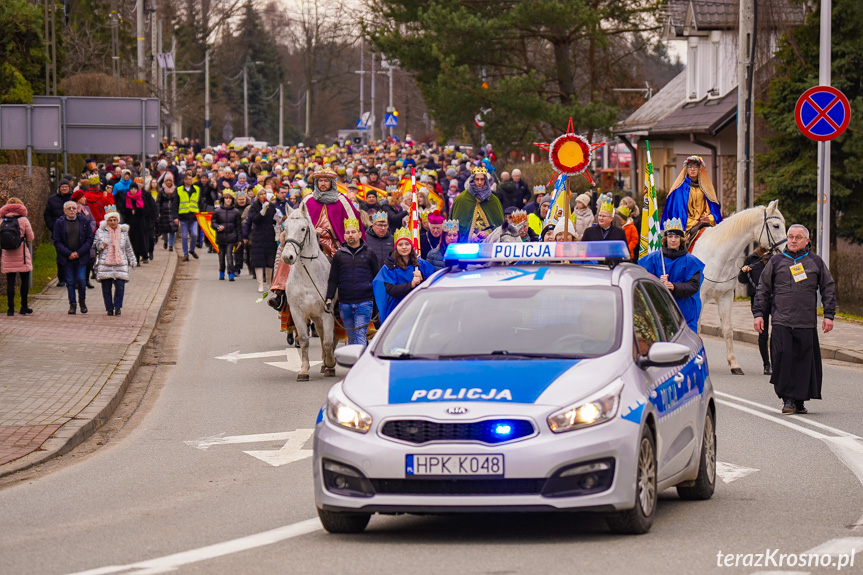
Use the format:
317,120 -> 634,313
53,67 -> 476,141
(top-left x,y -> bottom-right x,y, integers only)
243,60 -> 264,138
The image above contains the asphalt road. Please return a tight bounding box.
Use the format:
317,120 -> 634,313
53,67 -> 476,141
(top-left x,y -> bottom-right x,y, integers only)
1,253 -> 863,575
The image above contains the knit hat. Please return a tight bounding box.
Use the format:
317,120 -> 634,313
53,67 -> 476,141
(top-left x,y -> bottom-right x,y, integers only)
575,193 -> 591,208
553,217 -> 577,238
71,190 -> 85,202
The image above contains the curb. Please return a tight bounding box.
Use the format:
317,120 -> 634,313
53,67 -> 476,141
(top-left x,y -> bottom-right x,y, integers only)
700,322 -> 863,365
0,255 -> 179,478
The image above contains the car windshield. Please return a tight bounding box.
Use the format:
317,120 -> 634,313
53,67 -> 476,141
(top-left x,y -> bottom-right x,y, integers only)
375,286 -> 621,360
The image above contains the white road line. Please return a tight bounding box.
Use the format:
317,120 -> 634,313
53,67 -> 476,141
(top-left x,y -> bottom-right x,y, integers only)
215,349 -> 292,364
243,429 -> 314,467
803,537 -> 863,556
64,518 -> 322,575
715,391 -> 862,439
184,431 -> 297,450
717,394 -> 863,531
716,461 -> 759,483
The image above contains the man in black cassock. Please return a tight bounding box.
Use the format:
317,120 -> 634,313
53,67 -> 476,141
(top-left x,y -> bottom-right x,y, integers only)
753,224 -> 836,415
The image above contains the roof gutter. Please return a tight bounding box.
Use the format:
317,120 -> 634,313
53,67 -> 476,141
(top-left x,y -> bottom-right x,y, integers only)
689,132 -> 720,207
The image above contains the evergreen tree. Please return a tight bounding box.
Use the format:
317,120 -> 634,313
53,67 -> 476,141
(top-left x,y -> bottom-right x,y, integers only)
757,0 -> 863,245
0,0 -> 48,103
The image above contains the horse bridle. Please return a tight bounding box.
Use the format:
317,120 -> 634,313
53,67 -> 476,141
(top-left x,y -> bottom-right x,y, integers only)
283,223 -> 318,262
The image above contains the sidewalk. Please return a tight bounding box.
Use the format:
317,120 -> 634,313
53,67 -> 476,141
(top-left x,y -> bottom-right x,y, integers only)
700,300 -> 863,364
0,250 -> 177,477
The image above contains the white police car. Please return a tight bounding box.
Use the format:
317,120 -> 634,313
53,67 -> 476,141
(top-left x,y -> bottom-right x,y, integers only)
313,241 -> 715,534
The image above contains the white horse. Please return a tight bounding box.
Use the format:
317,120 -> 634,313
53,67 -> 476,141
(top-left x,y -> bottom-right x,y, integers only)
692,200 -> 786,375
280,203 -> 337,382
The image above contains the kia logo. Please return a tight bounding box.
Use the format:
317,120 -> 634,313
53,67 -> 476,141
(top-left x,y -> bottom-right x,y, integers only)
446,406 -> 469,415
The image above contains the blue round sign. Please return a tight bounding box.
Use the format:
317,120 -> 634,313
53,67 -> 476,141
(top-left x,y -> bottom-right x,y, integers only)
795,86 -> 851,142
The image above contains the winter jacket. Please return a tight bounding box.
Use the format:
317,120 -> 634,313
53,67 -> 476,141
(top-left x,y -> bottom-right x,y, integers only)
581,224 -> 628,245
622,220 -> 639,260
512,180 -> 531,207
0,204 -> 35,274
365,226 -> 394,273
574,207 -> 595,240
94,221 -> 137,282
753,248 -> 836,328
43,188 -> 73,231
494,181 -> 522,211
157,190 -> 178,235
212,204 -> 242,245
326,242 -> 379,304
243,200 -> 277,268
737,252 -> 769,299
53,213 -> 95,265
381,203 -> 408,234
84,189 -> 113,224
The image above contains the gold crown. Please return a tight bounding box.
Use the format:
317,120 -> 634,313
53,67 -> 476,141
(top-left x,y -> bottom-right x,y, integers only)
663,217 -> 684,234
471,166 -> 488,175
344,217 -> 360,231
420,210 -> 430,222
599,195 -> 614,215
510,209 -> 528,225
394,227 -> 412,243
386,185 -> 398,193
533,185 -> 545,194
443,219 -> 459,233
371,211 -> 388,223
617,205 -> 631,218
88,174 -> 100,185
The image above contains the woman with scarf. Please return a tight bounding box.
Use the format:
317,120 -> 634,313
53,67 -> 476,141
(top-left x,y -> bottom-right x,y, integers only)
119,182 -> 151,265
450,167 -> 503,243
94,210 -> 137,316
157,175 -> 178,251
243,185 -> 278,292
372,228 -> 436,324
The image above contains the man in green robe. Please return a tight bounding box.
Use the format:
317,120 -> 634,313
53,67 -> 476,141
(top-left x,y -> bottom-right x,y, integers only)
450,168 -> 504,243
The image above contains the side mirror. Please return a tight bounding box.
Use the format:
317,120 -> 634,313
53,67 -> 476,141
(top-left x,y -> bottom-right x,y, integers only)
639,342 -> 691,368
334,344 -> 365,368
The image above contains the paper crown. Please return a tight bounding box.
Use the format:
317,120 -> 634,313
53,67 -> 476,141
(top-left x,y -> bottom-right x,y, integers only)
88,174 -> 100,185
471,166 -> 488,175
386,185 -> 399,193
420,210 -> 430,222
533,185 -> 546,194
617,205 -> 631,218
344,217 -> 360,231
598,195 -> 614,215
104,207 -> 120,219
253,184 -> 265,195
685,155 -> 705,167
443,219 -> 459,233
394,227 -> 412,244
371,211 -> 388,223
663,217 -> 684,235
510,209 -> 528,226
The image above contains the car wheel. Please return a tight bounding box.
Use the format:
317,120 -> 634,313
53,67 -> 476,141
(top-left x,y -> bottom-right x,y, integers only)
607,428 -> 656,535
676,407 -> 716,501
317,507 -> 371,534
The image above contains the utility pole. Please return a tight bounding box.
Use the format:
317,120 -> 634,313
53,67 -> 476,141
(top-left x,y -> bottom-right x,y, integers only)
370,52 -> 376,141
816,0 -> 832,267
110,0 -> 120,95
171,36 -> 178,137
150,1 -> 158,87
204,48 -> 211,148
44,0 -> 57,95
359,40 -> 365,121
737,0 -> 756,214
136,0 -> 145,81
278,83 -> 284,147
305,86 -> 310,139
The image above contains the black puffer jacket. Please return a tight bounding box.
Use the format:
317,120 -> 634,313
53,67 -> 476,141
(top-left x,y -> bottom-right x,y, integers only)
326,242 -> 379,304
212,204 -> 242,245
365,225 -> 394,272
44,185 -> 72,231
243,200 -> 277,268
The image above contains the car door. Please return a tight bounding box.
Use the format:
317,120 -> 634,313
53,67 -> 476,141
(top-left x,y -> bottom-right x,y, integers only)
639,280 -> 701,480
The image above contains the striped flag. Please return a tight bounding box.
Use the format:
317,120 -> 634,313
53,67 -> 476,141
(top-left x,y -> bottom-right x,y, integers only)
544,174 -> 568,226
410,167 -> 420,250
639,140 -> 661,259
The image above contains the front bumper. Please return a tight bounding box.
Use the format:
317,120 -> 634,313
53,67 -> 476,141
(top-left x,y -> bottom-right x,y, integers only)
313,406 -> 641,514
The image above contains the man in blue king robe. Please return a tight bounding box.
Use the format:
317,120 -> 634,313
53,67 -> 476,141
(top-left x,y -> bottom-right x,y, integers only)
662,155 -> 723,238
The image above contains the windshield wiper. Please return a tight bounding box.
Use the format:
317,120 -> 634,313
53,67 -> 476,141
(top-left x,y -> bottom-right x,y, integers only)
375,351 -> 438,360
437,351 -> 578,360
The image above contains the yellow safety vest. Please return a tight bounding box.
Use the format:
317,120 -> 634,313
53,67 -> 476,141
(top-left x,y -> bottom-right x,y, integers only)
177,185 -> 200,215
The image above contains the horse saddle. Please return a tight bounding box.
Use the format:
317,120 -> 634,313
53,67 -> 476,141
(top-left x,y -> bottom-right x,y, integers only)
685,224 -> 708,253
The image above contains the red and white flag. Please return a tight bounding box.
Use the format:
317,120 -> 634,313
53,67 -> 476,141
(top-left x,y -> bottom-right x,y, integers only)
410,167 -> 419,250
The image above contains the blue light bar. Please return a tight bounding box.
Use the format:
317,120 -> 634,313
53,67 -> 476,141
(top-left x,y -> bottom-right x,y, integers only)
443,241 -> 630,263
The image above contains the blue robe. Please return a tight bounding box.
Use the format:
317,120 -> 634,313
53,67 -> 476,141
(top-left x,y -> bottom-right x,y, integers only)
639,249 -> 706,332
662,176 -> 722,230
373,258 -> 437,324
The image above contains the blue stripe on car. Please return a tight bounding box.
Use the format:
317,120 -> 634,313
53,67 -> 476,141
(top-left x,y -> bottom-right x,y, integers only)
388,360 -> 580,404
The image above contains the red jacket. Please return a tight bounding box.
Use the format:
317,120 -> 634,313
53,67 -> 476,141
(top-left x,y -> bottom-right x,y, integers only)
85,189 -> 113,223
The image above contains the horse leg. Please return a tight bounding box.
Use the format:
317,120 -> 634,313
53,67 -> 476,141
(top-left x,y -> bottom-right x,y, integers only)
318,313 -> 337,376
294,314 -> 311,382
717,293 -> 743,375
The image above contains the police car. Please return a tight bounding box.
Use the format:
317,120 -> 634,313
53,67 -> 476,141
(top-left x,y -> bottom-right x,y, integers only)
313,241 -> 715,535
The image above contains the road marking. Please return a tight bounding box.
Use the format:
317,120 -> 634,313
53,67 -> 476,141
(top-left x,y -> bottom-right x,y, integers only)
184,429 -> 314,466
718,392 -> 863,531
64,518 -> 322,575
716,461 -> 759,483
804,537 -> 863,556
215,349 -> 292,364
265,359 -> 322,373
243,429 -> 314,467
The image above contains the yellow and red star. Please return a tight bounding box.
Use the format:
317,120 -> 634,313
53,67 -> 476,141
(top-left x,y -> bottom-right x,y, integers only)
534,117 -> 605,187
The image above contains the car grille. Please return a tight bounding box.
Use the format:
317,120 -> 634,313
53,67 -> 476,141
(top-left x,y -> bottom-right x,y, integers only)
370,478 -> 547,496
380,419 -> 535,444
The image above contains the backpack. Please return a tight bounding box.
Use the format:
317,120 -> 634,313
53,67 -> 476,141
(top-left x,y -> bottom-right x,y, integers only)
0,216 -> 23,250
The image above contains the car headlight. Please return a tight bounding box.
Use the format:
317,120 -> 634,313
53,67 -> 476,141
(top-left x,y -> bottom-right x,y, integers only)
548,382 -> 622,433
327,387 -> 372,433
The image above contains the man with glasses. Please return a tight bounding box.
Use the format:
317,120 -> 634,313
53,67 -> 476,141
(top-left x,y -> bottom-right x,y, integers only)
753,224 -> 836,415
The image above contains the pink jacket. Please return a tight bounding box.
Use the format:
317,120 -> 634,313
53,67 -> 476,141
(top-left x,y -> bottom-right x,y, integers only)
0,204 -> 35,274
